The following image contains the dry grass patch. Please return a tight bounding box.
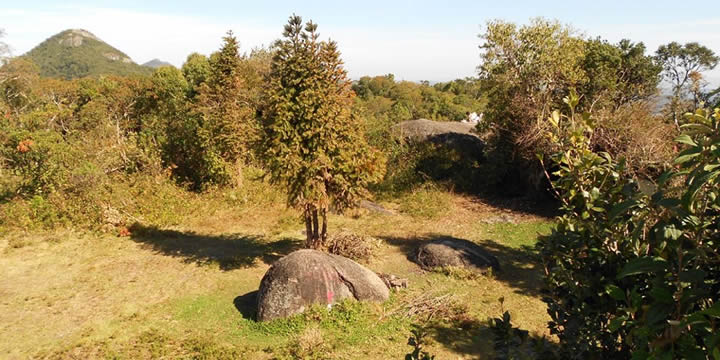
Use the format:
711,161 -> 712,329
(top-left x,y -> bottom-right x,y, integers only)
1,188 -> 554,359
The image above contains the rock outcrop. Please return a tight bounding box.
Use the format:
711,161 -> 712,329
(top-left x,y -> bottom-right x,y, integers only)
393,119 -> 477,141
57,29 -> 99,47
392,119 -> 485,160
256,249 -> 389,321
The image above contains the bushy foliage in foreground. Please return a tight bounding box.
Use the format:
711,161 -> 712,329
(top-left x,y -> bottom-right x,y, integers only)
539,92 -> 720,358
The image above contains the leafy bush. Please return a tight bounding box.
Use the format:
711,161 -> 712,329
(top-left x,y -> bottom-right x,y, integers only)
539,92 -> 720,358
0,129 -> 70,196
489,311 -> 528,359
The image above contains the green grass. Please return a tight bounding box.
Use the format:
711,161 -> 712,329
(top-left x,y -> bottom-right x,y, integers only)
1,184 -> 555,359
396,185 -> 453,218
477,221 -> 554,248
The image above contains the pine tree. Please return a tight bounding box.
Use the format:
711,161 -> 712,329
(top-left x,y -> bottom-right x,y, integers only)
261,15 -> 385,249
195,31 -> 257,181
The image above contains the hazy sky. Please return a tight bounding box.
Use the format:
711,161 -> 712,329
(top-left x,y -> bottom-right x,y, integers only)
2,0 -> 719,83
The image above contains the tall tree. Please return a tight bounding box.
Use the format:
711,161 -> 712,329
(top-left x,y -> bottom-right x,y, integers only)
581,38 -> 661,109
181,52 -> 211,99
195,31 -> 257,185
656,42 -> 719,125
261,15 -> 385,249
478,18 -> 586,194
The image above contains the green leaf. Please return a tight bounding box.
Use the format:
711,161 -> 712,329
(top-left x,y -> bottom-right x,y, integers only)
700,301 -> 720,318
650,286 -> 673,304
617,257 -> 668,279
674,134 -> 697,146
683,170 -> 720,211
608,199 -> 637,220
704,164 -> 720,171
673,148 -> 702,164
680,123 -> 713,135
605,284 -> 625,301
662,225 -> 683,240
608,315 -> 627,332
656,197 -> 680,208
631,349 -> 650,360
657,170 -> 673,186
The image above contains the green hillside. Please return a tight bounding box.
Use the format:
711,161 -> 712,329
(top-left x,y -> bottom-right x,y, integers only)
23,29 -> 151,79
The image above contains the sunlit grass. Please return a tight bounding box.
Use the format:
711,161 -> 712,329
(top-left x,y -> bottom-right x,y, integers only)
1,182 -> 555,359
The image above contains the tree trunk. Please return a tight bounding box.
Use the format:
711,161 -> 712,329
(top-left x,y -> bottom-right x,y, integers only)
321,208 -> 328,245
304,206 -> 313,248
312,209 -> 320,249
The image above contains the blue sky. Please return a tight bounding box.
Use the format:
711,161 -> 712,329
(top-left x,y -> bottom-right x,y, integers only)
2,1 -> 719,83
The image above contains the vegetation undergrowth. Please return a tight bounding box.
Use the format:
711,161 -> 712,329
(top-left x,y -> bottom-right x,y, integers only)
538,93 -> 720,358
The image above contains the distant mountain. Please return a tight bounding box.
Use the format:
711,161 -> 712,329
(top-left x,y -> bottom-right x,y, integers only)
23,29 -> 151,79
142,59 -> 174,69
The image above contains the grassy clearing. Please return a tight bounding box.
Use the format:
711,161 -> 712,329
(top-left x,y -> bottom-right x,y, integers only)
1,182 -> 554,359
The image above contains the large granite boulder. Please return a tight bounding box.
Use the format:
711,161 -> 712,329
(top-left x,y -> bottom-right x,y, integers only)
256,249 -> 389,321
415,238 -> 500,273
393,119 -> 477,141
392,119 -> 484,158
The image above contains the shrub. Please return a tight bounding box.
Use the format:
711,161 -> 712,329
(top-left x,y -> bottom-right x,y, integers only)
590,101 -> 675,178
405,324 -> 435,360
325,231 -> 379,263
0,128 -> 71,196
539,93 -> 720,358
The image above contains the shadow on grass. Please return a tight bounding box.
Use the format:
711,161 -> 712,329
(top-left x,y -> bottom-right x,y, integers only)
420,315 -> 559,360
381,234 -> 543,298
427,317 -> 494,358
469,193 -> 559,219
233,290 -> 258,320
128,223 -> 301,270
